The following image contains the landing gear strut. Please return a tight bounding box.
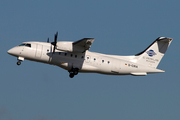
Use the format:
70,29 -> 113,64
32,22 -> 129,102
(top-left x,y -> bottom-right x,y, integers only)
69,68 -> 79,78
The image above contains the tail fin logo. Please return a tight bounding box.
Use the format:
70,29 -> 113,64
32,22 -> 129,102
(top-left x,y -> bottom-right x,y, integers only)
146,50 -> 156,57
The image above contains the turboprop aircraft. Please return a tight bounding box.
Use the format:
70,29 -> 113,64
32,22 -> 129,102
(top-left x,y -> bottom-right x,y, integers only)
7,32 -> 173,78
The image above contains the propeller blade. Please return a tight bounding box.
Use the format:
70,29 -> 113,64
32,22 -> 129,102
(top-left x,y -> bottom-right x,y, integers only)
52,32 -> 58,53
54,32 -> 58,43
47,38 -> 49,43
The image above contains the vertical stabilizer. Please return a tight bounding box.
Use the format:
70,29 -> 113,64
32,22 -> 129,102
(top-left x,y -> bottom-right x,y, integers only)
135,37 -> 173,68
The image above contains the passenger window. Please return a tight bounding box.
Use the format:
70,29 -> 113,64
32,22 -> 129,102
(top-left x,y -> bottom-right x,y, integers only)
102,60 -> 104,63
75,55 -> 77,58
108,61 -> 110,64
71,54 -> 73,57
64,53 -> 67,56
81,56 -> 84,59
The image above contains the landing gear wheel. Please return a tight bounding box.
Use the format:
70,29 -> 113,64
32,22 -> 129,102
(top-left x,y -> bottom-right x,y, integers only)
69,73 -> 74,78
73,69 -> 79,75
69,68 -> 79,78
17,61 -> 21,65
72,68 -> 79,75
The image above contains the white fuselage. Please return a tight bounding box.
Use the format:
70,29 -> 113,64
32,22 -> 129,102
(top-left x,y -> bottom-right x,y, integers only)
7,41 -> 164,76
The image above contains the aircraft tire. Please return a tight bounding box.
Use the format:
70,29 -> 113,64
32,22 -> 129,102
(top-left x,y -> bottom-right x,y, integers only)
74,70 -> 78,75
17,61 -> 21,65
69,73 -> 74,78
73,68 -> 79,75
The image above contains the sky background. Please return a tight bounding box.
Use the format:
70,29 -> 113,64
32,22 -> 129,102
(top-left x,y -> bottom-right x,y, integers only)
0,0 -> 180,120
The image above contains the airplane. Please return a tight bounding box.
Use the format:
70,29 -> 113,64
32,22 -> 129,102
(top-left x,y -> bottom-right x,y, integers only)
7,32 -> 173,78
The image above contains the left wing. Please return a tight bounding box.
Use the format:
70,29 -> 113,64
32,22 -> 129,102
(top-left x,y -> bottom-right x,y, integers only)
73,38 -> 95,52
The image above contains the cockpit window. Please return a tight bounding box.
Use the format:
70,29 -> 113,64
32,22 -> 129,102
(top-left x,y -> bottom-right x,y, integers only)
26,44 -> 31,47
18,43 -> 31,47
19,43 -> 26,46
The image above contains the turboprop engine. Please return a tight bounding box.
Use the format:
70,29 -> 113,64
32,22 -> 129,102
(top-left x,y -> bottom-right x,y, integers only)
49,32 -> 95,53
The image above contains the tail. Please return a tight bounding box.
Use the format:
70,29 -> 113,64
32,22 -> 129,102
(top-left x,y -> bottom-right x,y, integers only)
135,37 -> 173,68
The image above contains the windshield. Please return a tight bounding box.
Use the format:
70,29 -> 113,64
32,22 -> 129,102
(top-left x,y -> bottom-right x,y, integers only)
18,43 -> 31,47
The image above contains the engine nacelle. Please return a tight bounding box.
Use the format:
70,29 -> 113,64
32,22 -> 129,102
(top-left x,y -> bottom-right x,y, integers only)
56,41 -> 84,52
56,41 -> 73,52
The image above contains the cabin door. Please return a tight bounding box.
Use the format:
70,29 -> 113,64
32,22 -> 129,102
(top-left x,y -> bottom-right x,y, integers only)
35,44 -> 43,58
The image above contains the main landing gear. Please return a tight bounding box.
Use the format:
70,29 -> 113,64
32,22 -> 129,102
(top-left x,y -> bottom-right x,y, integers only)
69,68 -> 79,78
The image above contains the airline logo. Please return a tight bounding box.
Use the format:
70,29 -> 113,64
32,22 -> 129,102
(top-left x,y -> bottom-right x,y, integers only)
146,50 -> 156,57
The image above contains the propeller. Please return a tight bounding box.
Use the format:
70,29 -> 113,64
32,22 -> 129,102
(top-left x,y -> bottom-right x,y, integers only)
51,32 -> 58,53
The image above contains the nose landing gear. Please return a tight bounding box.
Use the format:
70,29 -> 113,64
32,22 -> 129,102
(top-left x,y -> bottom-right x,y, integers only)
17,57 -> 24,66
69,68 -> 79,78
17,61 -> 21,65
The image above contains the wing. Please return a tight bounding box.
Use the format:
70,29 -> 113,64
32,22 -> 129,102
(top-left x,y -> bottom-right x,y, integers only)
73,38 -> 95,52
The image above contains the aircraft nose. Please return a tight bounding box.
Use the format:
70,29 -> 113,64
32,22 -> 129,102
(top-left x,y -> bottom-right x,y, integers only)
7,47 -> 22,57
7,48 -> 13,55
7,47 -> 18,56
